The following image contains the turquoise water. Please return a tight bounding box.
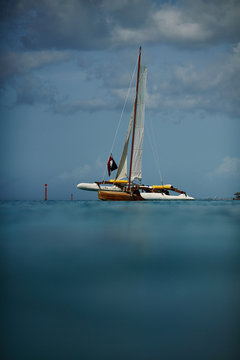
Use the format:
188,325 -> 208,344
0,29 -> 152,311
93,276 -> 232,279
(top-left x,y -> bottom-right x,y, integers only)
1,200 -> 240,360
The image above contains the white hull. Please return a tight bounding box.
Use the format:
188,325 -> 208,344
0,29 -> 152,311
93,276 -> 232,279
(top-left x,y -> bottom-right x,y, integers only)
77,183 -> 194,200
77,183 -> 121,192
77,183 -> 99,191
140,193 -> 194,200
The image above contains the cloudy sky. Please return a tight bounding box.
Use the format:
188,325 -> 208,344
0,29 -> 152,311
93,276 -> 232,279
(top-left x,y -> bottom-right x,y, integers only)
0,0 -> 240,200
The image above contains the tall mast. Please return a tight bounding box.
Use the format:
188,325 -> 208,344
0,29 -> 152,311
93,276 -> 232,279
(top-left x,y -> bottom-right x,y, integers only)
128,46 -> 141,190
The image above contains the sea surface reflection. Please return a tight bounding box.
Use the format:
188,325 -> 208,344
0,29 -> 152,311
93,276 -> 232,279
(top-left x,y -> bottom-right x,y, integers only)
1,200 -> 240,360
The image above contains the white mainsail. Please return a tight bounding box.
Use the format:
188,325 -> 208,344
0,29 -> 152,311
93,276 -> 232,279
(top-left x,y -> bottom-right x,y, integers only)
116,65 -> 147,182
131,65 -> 147,182
115,107 -> 134,180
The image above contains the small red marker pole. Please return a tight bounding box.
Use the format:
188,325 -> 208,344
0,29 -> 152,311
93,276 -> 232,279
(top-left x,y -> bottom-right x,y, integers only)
71,193 -> 73,201
45,184 -> 48,201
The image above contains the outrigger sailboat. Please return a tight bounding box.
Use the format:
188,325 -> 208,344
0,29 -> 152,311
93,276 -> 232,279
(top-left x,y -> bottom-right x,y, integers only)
77,47 -> 194,201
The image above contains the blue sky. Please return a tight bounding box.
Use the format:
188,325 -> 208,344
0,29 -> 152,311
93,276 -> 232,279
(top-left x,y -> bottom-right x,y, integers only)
0,0 -> 240,200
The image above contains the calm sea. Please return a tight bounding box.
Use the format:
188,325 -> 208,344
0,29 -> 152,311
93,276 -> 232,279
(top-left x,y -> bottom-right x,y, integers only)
1,200 -> 240,360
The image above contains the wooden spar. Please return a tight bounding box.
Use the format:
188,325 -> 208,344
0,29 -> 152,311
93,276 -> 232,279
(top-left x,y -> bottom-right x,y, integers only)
128,46 -> 142,191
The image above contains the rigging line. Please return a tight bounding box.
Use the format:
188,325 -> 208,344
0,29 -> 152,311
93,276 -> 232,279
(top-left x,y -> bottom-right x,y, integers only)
146,125 -> 163,184
149,116 -> 164,184
102,55 -> 139,181
146,116 -> 164,184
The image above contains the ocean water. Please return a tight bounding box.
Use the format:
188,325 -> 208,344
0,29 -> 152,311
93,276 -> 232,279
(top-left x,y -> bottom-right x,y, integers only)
1,200 -> 240,360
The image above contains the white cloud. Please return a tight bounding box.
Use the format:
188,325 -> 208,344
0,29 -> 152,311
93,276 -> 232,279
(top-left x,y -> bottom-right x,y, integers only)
58,158 -> 105,182
208,156 -> 240,178
152,7 -> 211,43
146,42 -> 240,117
111,0 -> 240,47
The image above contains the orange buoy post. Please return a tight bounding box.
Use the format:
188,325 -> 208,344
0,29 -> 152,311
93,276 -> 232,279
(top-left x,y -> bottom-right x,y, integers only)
45,184 -> 47,201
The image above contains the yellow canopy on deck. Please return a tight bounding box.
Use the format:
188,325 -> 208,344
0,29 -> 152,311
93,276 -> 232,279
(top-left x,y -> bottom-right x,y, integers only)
152,185 -> 172,189
109,179 -> 128,184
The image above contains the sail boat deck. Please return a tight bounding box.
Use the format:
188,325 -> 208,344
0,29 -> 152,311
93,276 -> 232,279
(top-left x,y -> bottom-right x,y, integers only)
97,183 -> 194,201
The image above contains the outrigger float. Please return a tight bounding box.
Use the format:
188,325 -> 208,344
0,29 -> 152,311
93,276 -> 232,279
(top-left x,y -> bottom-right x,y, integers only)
77,47 -> 194,201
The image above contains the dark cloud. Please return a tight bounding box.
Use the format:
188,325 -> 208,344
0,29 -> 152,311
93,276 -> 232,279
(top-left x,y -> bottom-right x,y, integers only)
14,74 -> 57,106
1,0 -> 240,118
1,0 -> 113,50
101,0 -> 152,29
5,42 -> 239,118
0,50 -> 70,87
2,0 -> 239,51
